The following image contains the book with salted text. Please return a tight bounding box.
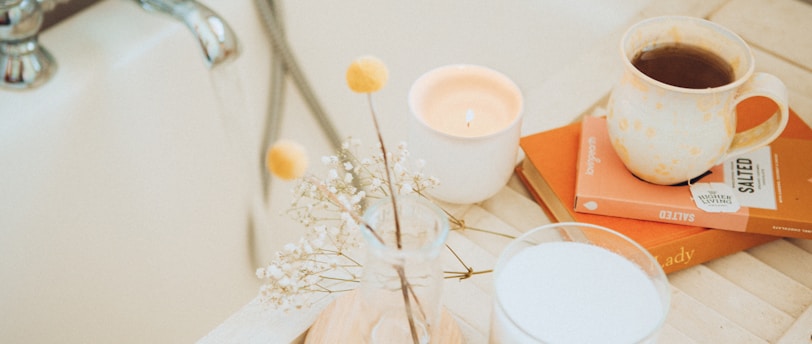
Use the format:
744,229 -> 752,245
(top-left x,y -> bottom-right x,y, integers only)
575,113 -> 812,240
515,99 -> 807,273
518,122 -> 774,274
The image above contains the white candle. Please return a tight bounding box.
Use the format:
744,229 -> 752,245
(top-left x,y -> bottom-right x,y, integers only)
408,65 -> 523,204
490,223 -> 670,344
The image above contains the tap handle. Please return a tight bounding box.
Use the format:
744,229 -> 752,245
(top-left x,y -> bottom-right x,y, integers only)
1,0 -> 42,41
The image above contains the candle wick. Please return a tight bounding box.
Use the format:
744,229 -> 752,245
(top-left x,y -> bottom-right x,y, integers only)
465,109 -> 475,128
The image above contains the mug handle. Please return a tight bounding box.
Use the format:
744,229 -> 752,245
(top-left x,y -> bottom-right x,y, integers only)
723,72 -> 790,160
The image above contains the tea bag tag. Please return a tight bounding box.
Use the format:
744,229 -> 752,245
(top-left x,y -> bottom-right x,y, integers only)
689,182 -> 741,213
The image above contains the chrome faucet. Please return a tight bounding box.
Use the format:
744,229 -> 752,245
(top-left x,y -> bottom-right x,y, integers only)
0,0 -> 239,90
0,0 -> 62,90
133,0 -> 239,68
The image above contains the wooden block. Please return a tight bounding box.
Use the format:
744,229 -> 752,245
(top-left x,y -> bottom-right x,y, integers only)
305,290 -> 463,344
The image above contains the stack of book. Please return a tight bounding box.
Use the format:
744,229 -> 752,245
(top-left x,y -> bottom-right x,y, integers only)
516,98 -> 812,273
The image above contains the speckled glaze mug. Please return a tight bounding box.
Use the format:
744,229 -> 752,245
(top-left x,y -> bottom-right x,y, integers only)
607,16 -> 789,185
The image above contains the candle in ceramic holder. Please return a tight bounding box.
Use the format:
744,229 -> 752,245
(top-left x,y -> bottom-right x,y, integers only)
408,64 -> 523,204
490,222 -> 670,343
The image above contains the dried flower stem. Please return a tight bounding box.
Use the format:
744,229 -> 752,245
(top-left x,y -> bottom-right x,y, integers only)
455,226 -> 517,239
366,93 -> 403,248
396,267 -> 419,343
365,93 -> 420,344
443,244 -> 494,280
425,195 -> 517,240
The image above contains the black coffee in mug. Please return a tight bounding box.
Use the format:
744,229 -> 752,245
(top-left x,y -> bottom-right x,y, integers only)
632,43 -> 734,89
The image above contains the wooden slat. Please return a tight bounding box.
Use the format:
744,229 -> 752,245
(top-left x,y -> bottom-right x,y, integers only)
659,324 -> 698,344
669,265 -> 795,341
748,45 -> 812,123
450,206 -> 524,257
637,0 -> 730,18
199,295 -> 336,344
451,314 -> 486,344
705,252 -> 812,317
304,291 -> 463,344
788,91 -> 812,126
711,0 -> 812,70
481,185 -> 552,233
748,240 -> 812,288
666,286 -> 767,343
789,238 -> 812,254
777,304 -> 812,344
750,47 -> 812,100
441,278 -> 493,340
505,173 -> 534,201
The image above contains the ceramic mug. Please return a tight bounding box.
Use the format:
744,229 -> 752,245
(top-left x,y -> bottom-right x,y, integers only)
607,16 -> 789,185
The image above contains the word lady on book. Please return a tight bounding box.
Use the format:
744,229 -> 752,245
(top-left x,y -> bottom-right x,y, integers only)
574,115 -> 812,240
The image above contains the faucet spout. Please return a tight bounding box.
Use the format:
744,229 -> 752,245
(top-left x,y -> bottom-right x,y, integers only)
134,0 -> 239,68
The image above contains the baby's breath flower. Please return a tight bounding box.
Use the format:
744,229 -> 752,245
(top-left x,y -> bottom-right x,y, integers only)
258,137 -> 443,310
327,169 -> 339,181
346,56 -> 388,93
400,183 -> 414,194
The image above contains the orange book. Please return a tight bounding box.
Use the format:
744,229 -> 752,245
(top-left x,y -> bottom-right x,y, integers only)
516,99 -> 807,274
574,115 -> 812,240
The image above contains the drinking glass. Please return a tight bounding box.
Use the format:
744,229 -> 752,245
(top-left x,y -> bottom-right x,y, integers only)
490,222 -> 670,343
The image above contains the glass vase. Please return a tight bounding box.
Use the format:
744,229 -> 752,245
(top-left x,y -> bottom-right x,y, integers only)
359,195 -> 450,344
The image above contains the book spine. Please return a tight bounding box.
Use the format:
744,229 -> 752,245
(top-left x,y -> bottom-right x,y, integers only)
744,216 -> 812,239
574,197 -> 699,226
574,194 -> 812,240
517,163 -> 776,274
648,230 -> 775,274
573,196 -> 743,232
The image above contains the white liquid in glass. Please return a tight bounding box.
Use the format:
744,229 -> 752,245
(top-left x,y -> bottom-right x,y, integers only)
493,241 -> 664,343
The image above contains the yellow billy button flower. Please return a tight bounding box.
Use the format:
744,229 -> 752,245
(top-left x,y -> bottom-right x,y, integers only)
346,56 -> 388,93
266,139 -> 309,180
